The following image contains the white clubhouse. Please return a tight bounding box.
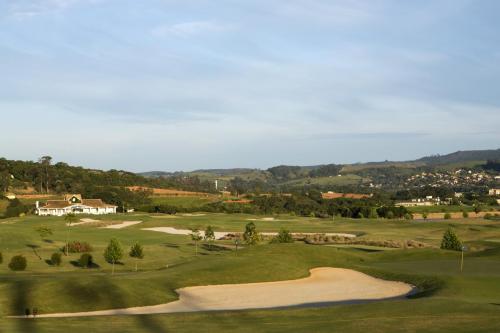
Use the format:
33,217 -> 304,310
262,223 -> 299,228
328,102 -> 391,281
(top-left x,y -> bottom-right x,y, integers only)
37,194 -> 117,216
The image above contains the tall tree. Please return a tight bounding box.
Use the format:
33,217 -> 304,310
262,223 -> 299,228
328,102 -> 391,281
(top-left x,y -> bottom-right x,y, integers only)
38,156 -> 52,193
64,213 -> 78,256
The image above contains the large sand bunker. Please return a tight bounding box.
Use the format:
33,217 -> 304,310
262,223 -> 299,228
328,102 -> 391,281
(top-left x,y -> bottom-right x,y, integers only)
142,227 -> 356,240
27,268 -> 413,318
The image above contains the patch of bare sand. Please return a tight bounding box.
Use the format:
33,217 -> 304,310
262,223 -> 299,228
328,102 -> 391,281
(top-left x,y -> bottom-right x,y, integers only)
101,221 -> 142,229
68,218 -> 100,226
26,268 -> 414,318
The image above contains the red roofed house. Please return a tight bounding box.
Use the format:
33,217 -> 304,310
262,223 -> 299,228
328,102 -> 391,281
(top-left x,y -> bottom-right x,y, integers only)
36,194 -> 117,216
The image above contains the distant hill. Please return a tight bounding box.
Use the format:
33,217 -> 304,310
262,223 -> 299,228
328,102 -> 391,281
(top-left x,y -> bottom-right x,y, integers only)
140,149 -> 500,179
416,149 -> 500,166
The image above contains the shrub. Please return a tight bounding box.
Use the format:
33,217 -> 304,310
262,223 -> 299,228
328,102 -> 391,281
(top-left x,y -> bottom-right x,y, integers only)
243,222 -> 260,245
484,213 -> 492,219
271,229 -> 294,243
440,228 -> 462,251
386,211 -> 394,219
78,253 -> 93,268
65,241 -> 93,253
444,213 -> 452,220
422,212 -> 428,220
9,255 -> 27,271
0,251 -> 2,264
51,252 -> 62,266
404,213 -> 413,220
462,211 -> 469,218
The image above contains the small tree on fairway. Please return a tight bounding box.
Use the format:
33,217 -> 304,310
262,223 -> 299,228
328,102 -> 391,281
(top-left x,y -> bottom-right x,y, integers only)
444,212 -> 452,220
0,251 -> 3,264
9,255 -> 27,271
204,226 -> 215,250
129,242 -> 144,272
422,212 -> 428,220
104,238 -> 123,274
462,211 -> 469,218
190,229 -> 203,255
474,205 -> 481,214
441,228 -> 462,251
243,222 -> 260,245
64,213 -> 78,256
51,252 -> 62,266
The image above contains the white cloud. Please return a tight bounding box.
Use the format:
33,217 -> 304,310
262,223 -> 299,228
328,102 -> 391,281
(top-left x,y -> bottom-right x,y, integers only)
151,20 -> 229,37
7,0 -> 102,18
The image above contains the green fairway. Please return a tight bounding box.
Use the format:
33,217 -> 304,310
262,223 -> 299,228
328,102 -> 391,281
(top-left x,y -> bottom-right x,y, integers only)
0,213 -> 499,332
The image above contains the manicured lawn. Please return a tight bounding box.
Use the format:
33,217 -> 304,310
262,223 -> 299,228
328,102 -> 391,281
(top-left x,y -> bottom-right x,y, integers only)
0,213 -> 499,332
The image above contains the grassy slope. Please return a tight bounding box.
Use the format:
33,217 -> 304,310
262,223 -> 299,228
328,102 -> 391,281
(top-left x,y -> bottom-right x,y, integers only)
282,174 -> 366,187
0,214 -> 499,332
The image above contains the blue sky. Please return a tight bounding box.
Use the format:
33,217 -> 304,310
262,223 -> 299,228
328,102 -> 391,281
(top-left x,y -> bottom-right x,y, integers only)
1,0 -> 499,172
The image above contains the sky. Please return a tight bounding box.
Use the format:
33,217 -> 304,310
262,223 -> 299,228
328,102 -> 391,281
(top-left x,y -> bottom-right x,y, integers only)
1,0 -> 499,172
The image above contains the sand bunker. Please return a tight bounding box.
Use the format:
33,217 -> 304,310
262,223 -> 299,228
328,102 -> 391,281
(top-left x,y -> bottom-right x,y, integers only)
101,221 -> 142,229
142,226 -> 356,240
247,217 -> 276,221
26,268 -> 413,318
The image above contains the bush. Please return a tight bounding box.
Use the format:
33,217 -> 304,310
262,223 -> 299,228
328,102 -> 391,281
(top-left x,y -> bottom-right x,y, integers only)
0,251 -> 2,264
440,228 -> 462,251
386,211 -> 394,219
404,213 -> 413,220
65,241 -> 93,253
51,252 -> 62,266
4,199 -> 31,218
9,255 -> 27,271
444,213 -> 452,220
78,253 -> 93,268
271,229 -> 294,243
462,211 -> 469,218
484,213 -> 492,219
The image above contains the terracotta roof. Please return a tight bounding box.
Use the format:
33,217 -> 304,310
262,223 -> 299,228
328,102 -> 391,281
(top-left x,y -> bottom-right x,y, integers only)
41,200 -> 72,209
82,199 -> 117,208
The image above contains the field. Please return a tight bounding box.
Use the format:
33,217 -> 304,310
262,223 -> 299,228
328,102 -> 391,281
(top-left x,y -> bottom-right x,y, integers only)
149,196 -> 219,208
282,174 -> 368,187
1,213 -> 500,332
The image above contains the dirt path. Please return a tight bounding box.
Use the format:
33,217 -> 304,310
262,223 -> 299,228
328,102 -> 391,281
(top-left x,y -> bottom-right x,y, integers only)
23,268 -> 413,318
142,227 -> 356,240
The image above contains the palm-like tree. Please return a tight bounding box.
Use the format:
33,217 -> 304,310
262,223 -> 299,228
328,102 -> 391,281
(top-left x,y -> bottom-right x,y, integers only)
64,213 -> 78,256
